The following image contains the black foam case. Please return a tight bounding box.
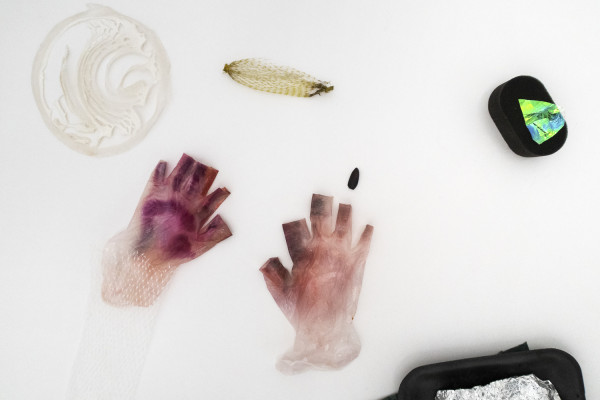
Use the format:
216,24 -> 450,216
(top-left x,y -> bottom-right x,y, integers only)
489,75 -> 567,156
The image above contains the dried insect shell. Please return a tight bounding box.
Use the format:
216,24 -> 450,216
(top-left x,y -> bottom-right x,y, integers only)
224,59 -> 333,97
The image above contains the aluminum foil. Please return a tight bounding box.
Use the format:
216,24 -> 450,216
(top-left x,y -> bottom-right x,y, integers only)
435,374 -> 561,400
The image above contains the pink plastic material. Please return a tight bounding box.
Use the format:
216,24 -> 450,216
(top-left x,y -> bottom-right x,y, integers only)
102,154 -> 231,307
261,194 -> 374,373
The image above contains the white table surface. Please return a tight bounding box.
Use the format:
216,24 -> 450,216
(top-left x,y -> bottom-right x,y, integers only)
1,0 -> 598,399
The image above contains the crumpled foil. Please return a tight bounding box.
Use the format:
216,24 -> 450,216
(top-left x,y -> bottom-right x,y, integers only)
435,374 -> 562,400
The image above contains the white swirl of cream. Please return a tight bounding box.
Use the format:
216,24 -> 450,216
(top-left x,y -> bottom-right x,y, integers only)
32,5 -> 170,156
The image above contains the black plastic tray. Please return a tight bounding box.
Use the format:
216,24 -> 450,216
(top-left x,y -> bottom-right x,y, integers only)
397,348 -> 585,400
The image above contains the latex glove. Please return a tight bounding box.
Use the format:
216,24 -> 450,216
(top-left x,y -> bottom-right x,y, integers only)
261,194 -> 373,373
102,153 -> 231,307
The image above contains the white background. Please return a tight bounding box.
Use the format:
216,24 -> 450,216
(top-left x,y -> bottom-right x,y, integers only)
1,0 -> 599,399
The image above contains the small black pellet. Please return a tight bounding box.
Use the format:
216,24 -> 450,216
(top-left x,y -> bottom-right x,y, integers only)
348,168 -> 359,190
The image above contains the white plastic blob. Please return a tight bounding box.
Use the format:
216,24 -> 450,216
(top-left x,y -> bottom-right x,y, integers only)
32,5 -> 170,156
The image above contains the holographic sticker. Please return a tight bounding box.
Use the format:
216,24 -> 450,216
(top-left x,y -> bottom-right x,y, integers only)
518,99 -> 565,145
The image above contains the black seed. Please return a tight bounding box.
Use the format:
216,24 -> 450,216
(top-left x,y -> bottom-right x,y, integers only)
348,168 -> 359,190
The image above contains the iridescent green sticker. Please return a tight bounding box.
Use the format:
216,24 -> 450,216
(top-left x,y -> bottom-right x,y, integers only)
518,99 -> 565,144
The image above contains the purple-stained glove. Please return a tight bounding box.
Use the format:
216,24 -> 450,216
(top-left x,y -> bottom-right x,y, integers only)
102,154 -> 231,307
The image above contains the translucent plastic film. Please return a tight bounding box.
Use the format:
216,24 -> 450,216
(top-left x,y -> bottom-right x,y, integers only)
32,5 -> 170,156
